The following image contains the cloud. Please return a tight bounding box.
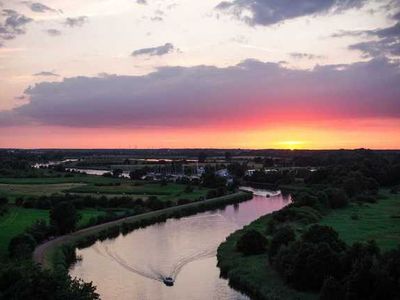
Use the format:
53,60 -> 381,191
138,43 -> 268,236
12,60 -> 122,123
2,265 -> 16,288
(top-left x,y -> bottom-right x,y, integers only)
45,28 -> 61,36
331,29 -> 368,38
1,57 -> 399,129
290,52 -> 324,59
21,1 -> 56,13
0,9 -> 33,45
64,16 -> 88,27
136,0 -> 147,4
215,0 -> 367,26
346,22 -> 400,57
150,16 -> 163,21
33,71 -> 60,76
393,11 -> 400,20
131,43 -> 175,56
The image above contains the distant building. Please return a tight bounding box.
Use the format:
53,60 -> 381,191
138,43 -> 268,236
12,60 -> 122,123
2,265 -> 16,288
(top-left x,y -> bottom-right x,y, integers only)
215,169 -> 229,177
245,169 -> 256,176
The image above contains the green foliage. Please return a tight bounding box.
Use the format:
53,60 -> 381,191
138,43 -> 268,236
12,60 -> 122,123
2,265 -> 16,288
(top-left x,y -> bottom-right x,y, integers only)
319,277 -> 345,300
236,229 -> 268,255
201,170 -> 226,188
50,201 -> 80,234
268,226 -> 296,261
324,188 -> 348,209
301,225 -> 346,252
8,233 -> 37,259
0,262 -> 99,299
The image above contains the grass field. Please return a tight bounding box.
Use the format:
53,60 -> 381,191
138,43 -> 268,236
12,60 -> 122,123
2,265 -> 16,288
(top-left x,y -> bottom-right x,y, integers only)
0,176 -> 209,203
0,183 -> 85,197
0,175 -> 121,185
0,207 -> 104,257
69,182 -> 208,201
320,191 -> 400,250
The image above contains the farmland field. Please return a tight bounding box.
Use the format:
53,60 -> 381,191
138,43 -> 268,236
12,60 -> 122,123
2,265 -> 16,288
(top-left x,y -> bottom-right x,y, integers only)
0,207 -> 104,257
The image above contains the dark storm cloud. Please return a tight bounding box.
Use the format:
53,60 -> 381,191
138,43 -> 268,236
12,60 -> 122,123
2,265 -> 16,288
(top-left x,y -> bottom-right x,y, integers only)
215,0 -> 367,26
1,58 -> 399,128
0,9 -> 32,45
45,28 -> 61,36
131,43 -> 174,56
64,16 -> 88,27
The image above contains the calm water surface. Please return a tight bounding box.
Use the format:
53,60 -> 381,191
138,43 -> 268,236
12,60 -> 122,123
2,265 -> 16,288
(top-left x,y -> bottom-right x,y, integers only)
69,189 -> 291,300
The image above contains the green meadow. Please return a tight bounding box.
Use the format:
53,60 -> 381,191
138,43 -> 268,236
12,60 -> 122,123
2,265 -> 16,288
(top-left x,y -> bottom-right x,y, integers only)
0,207 -> 104,257
320,191 -> 400,250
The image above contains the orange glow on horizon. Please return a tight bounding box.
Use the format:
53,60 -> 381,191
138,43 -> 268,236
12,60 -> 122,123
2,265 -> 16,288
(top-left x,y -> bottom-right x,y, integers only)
0,117 -> 399,149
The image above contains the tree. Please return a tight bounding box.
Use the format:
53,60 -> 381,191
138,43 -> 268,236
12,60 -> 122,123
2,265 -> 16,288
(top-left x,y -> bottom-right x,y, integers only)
320,276 -> 345,300
302,225 -> 346,252
325,188 -> 348,209
0,196 -> 8,206
8,233 -> 37,259
198,151 -> 207,163
268,226 -> 296,261
236,229 -> 268,255
129,168 -> 147,180
50,201 -> 80,234
224,151 -> 232,161
285,242 -> 341,291
201,169 -> 226,188
0,262 -> 99,299
112,168 -> 123,177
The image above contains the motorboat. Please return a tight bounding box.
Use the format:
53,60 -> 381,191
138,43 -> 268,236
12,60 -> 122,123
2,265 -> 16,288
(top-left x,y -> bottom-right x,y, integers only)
163,277 -> 174,286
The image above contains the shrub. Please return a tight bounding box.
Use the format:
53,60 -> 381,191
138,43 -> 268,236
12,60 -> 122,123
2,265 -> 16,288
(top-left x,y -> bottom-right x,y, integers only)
325,188 -> 348,209
236,229 -> 268,255
268,226 -> 296,261
320,276 -> 345,300
8,233 -> 37,259
301,225 -> 346,252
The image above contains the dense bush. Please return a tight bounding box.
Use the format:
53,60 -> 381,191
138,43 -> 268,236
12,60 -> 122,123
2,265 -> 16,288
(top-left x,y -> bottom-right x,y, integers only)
268,226 -> 296,261
50,201 -> 80,234
8,233 -> 37,259
0,196 -> 8,216
325,188 -> 348,209
236,230 -> 268,255
0,262 -> 99,299
301,225 -> 346,252
271,223 -> 400,299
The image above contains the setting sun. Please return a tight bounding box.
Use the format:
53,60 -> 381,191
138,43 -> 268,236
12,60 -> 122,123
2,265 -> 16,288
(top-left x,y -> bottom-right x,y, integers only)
277,141 -> 306,150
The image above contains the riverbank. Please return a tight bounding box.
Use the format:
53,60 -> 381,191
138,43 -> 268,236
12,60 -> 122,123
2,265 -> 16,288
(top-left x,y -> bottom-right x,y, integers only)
217,214 -> 317,300
217,190 -> 400,300
33,191 -> 252,270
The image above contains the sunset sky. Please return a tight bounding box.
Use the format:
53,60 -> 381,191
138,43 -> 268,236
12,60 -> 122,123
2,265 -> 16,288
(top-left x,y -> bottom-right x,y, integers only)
0,0 -> 399,149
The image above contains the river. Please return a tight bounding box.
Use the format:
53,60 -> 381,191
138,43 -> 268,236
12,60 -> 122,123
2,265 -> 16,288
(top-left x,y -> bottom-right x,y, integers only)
69,189 -> 290,300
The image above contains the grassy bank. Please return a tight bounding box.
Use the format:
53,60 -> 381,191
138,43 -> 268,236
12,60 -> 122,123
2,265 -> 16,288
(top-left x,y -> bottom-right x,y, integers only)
217,191 -> 400,300
34,191 -> 253,270
217,214 -> 317,300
